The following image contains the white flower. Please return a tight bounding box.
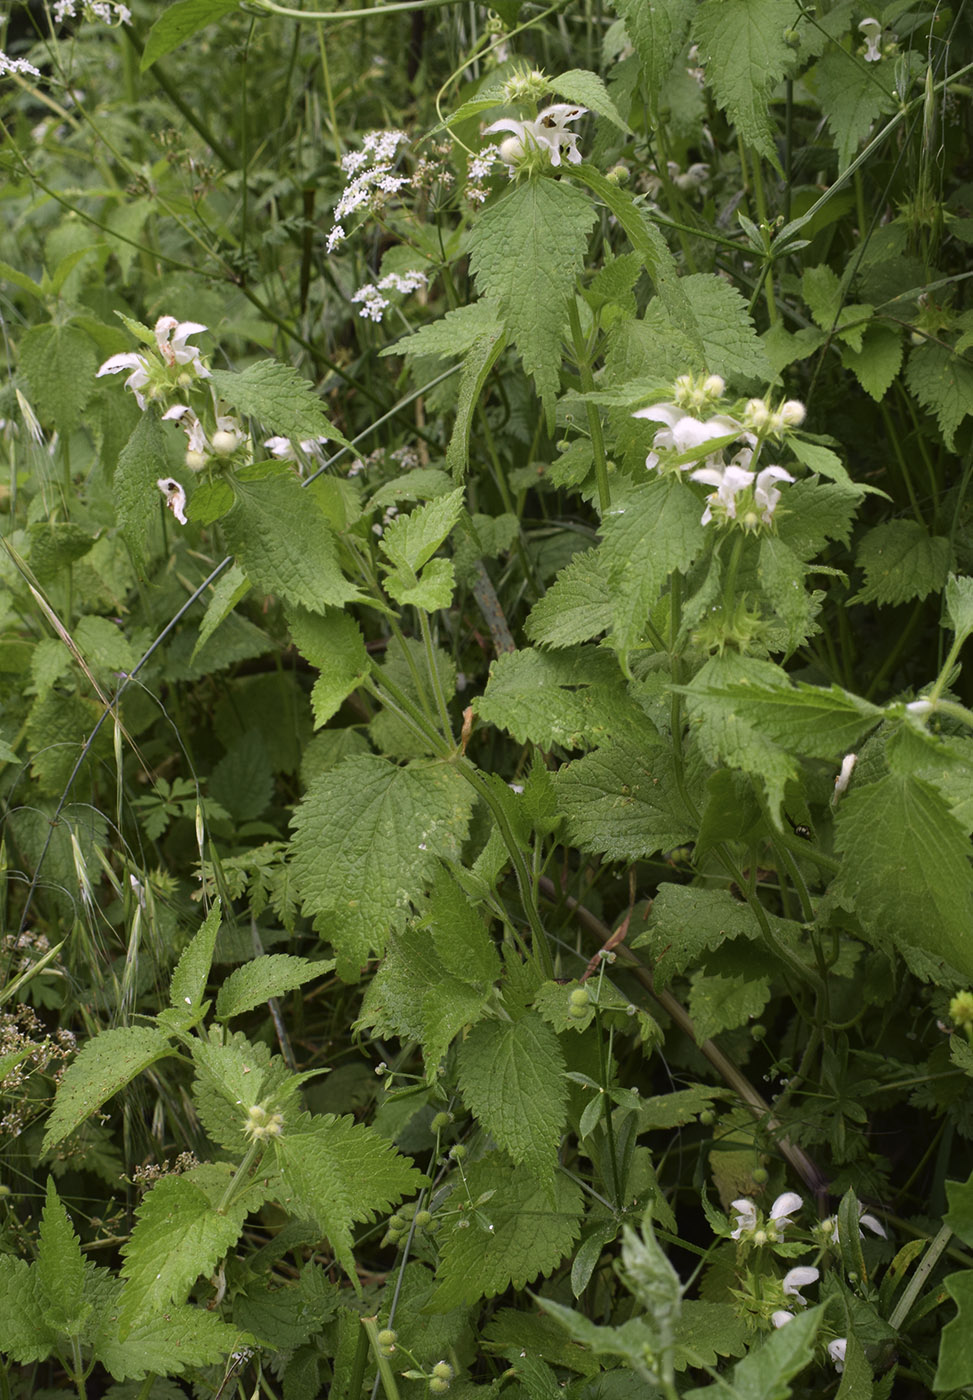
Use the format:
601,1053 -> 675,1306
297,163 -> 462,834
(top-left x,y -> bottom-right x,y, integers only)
729,1198 -> 758,1239
97,351 -> 151,409
485,103 -> 587,169
152,317 -> 209,376
730,1191 -> 803,1241
635,402 -> 741,471
754,465 -> 794,522
692,461 -> 755,525
157,477 -> 187,525
833,752 -> 857,798
782,1265 -> 819,1305
859,17 -> 882,60
770,1192 -> 804,1230
822,1201 -> 887,1244
0,50 -> 42,79
828,1338 -> 847,1373
771,1310 -> 794,1328
264,435 -> 329,464
778,399 -> 806,427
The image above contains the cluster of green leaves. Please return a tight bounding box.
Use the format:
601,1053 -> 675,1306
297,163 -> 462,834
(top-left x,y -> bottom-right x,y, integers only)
2,0 -> 973,1396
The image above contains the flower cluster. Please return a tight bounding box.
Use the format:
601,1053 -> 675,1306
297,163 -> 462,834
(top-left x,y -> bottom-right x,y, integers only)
53,0 -> 132,24
729,1190 -> 803,1244
770,1265 -> 819,1327
327,130 -> 411,253
264,434 -> 330,469
97,317 -> 210,410
465,144 -> 501,205
351,269 -> 428,322
485,103 -> 587,173
0,50 -> 41,80
633,375 -> 805,530
162,403 -> 246,470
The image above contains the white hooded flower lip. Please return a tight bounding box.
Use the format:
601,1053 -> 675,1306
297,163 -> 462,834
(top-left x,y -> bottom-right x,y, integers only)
769,1191 -> 804,1228
97,351 -> 150,408
153,316 -> 209,374
828,1338 -> 847,1373
782,1265 -> 819,1303
859,17 -> 882,60
771,1310 -> 794,1328
635,403 -> 742,471
157,476 -> 187,525
754,465 -> 794,522
729,1198 -> 758,1239
485,103 -> 587,168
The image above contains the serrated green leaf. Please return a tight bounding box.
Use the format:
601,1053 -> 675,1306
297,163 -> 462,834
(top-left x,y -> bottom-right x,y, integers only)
168,902 -> 221,1026
191,563 -> 251,662
554,737 -> 696,860
841,322 -> 903,400
187,478 -> 235,525
634,884 -> 802,988
610,0 -> 695,104
445,327 -> 507,481
525,550 -> 613,647
815,44 -> 896,172
688,973 -> 771,1044
380,300 -> 503,361
19,321 -> 98,435
115,411 -> 168,569
215,954 -> 329,1020
141,0 -> 244,71
385,556 -> 455,611
28,522 -> 96,582
945,574 -> 973,645
427,871 -> 501,987
691,0 -> 799,165
906,341 -> 973,449
287,605 -> 368,727
681,273 -> 773,383
936,1271 -> 973,1389
119,1175 -> 250,1327
679,677 -> 882,760
381,489 -> 464,575
275,1111 -> 423,1280
96,1300 -> 252,1380
549,68 -> 630,132
211,360 -> 348,446
599,477 -> 707,658
0,1256 -> 58,1363
457,1013 -> 567,1180
474,646 -> 631,750
470,180 -> 596,431
43,1026 -> 174,1152
683,1305 -> 820,1400
483,1309 -> 602,1375
672,1301 -> 748,1372
222,466 -> 361,613
835,772 -> 973,979
290,755 -> 473,977
191,1034 -> 288,1153
854,519 -> 951,606
37,1179 -> 87,1334
429,1154 -> 583,1309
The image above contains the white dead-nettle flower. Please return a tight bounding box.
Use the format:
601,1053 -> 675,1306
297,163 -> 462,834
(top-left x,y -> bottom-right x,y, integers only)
782,1265 -> 819,1305
692,455 -> 794,528
828,1338 -> 848,1373
98,317 -> 209,409
0,50 -> 42,79
634,401 -> 741,472
485,103 -> 587,170
264,435 -> 329,466
157,477 -> 187,526
859,17 -> 883,60
907,697 -> 934,717
163,404 -> 210,469
730,1190 -> 803,1241
833,751 -> 857,798
211,416 -> 244,456
822,1202 -> 887,1243
771,1310 -> 795,1328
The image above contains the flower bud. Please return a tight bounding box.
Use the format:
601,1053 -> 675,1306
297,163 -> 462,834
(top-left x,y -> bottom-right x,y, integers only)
702,375 -> 725,397
211,429 -> 239,456
432,1363 -> 454,1382
185,449 -> 209,471
777,399 -> 806,427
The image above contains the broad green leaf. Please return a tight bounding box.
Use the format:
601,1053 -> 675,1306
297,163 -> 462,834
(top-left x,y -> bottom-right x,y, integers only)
681,273 -> 773,383
611,0 -> 695,105
598,477 -> 707,659
287,605 -> 368,727
691,0 -> 799,165
525,550 -> 613,648
474,646 -> 632,750
841,322 -> 903,401
683,1305 -> 820,1400
115,410 -> 169,569
380,300 -> 503,360
483,1310 -> 602,1376
470,179 -> 596,430
457,1012 -> 567,1180
815,44 -> 896,172
934,1273 -> 973,1390
945,574 -> 973,645
906,341 -> 973,449
633,884 -> 804,987
289,755 -> 473,977
212,361 -> 349,446
678,677 -> 882,760
854,519 -> 951,606
787,436 -> 859,492
234,1263 -> 338,1352
672,1301 -> 748,1372
142,0 -> 245,71
168,901 -> 221,1026
554,737 -> 697,860
688,973 -> 771,1043
946,1171 -> 973,1247
186,478 -> 234,526
834,772 -> 973,980
537,1297 -> 669,1383
275,1112 -> 423,1280
445,327 -> 507,481
43,1026 -> 174,1152
215,954 -> 330,1020
426,871 -> 501,987
0,258 -> 44,299
19,321 -> 97,435
222,465 -> 361,613
429,1154 -> 583,1310
191,563 -> 251,661
28,522 -> 95,582
96,1301 -> 253,1380
835,1330 -> 873,1400
191,1033 -> 290,1153
0,1256 -> 58,1363
119,1175 -> 250,1326
37,1179 -> 87,1335
381,489 -> 464,575
549,68 -> 630,132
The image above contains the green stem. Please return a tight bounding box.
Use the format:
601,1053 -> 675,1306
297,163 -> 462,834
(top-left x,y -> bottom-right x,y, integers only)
362,1317 -> 402,1400
254,0 -> 459,19
216,1139 -> 263,1214
749,153 -> 777,326
567,298 -> 610,514
928,631 -> 967,707
889,1222 -> 952,1331
419,612 -> 454,742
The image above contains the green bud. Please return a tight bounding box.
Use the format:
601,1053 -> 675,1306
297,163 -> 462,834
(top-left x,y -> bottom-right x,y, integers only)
431,1111 -> 453,1132
432,1362 -> 454,1381
450,1144 -> 466,1160
378,1329 -> 397,1348
751,1166 -> 769,1185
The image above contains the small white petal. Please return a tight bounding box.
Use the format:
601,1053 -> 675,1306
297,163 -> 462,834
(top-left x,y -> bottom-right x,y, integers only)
771,1310 -> 795,1328
828,1338 -> 847,1373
